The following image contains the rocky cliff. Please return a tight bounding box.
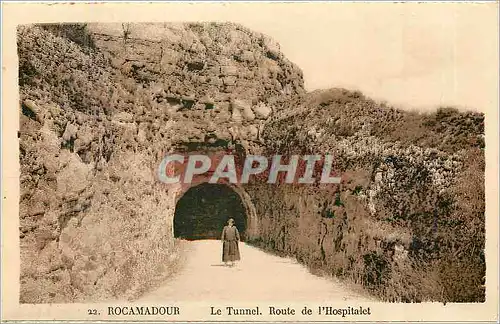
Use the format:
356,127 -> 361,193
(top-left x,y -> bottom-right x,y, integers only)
246,89 -> 485,302
17,23 -> 485,303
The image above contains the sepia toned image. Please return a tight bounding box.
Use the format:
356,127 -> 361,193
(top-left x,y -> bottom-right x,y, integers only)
2,2 -> 499,322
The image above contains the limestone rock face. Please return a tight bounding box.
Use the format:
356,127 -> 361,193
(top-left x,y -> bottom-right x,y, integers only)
17,23 -> 485,304
88,22 -> 304,107
253,102 -> 272,119
84,22 -> 304,146
231,99 -> 255,121
231,105 -> 243,123
17,23 -> 304,303
249,89 -> 485,303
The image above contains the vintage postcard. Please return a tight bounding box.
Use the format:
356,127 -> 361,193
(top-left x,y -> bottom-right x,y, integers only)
1,1 -> 499,323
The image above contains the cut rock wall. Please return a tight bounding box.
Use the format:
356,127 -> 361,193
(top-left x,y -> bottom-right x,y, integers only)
247,90 -> 485,302
17,23 -> 485,303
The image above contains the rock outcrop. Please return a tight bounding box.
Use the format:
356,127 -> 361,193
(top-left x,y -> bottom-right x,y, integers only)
246,89 -> 485,302
87,22 -> 304,151
17,23 -> 485,303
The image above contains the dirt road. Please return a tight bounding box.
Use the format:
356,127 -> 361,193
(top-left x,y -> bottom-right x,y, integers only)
139,240 -> 374,302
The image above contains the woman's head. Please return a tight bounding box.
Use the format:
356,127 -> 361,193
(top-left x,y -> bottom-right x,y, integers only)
228,218 -> 235,225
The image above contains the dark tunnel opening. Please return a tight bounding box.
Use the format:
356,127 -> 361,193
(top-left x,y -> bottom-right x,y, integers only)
174,183 -> 247,241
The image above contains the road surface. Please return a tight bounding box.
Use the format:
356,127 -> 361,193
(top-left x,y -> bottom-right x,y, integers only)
138,240 -> 374,302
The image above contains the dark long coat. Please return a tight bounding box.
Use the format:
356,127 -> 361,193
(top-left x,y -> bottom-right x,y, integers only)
221,225 -> 241,262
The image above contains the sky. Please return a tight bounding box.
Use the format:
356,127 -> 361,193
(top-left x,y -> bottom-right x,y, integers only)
226,3 -> 498,113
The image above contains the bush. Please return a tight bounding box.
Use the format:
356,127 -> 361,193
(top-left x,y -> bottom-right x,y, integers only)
40,23 -> 96,51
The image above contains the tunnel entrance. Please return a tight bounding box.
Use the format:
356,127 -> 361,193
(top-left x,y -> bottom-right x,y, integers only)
174,183 -> 247,241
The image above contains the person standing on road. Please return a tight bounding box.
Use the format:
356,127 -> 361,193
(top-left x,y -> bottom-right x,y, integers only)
221,218 -> 241,267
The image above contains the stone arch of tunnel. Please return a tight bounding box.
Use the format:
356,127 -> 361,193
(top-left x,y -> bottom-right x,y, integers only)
173,182 -> 258,241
